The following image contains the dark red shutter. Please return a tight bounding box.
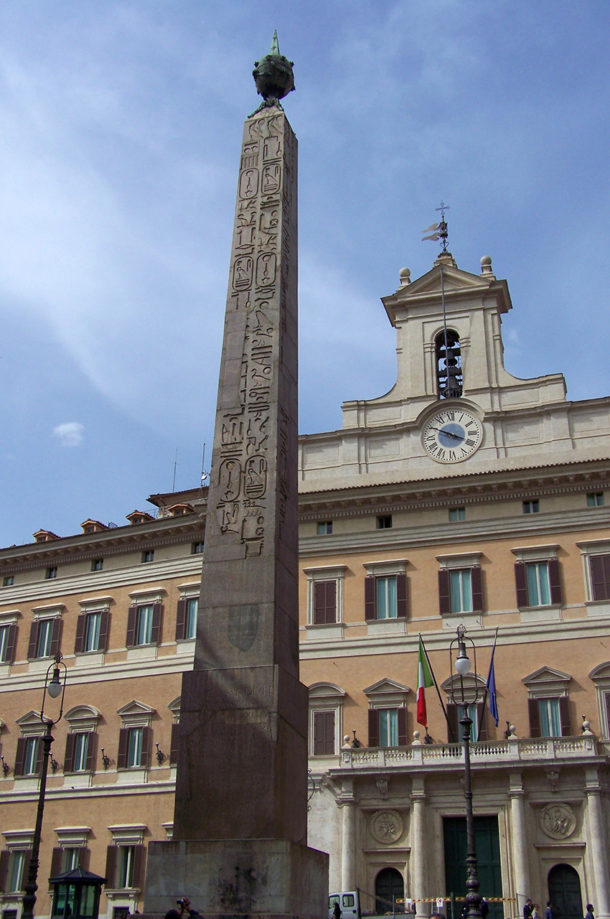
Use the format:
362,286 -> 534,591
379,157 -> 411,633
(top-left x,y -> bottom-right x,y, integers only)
74,616 -> 86,654
126,606 -> 138,647
64,734 -> 76,773
78,848 -> 91,871
27,621 -> 40,659
50,847 -> 63,878
447,703 -> 459,743
170,723 -> 179,765
50,619 -> 63,656
559,695 -> 571,736
313,711 -> 335,755
98,610 -> 110,652
368,709 -> 379,748
131,845 -> 146,889
314,581 -> 336,624
528,699 -> 541,737
85,733 -> 98,772
476,701 -> 488,741
438,569 -> 451,615
0,850 -> 10,891
364,577 -> 376,621
548,558 -> 562,605
117,728 -> 129,769
34,737 -> 44,774
105,846 -> 118,888
590,555 -> 610,601
14,737 -> 27,776
175,599 -> 187,640
396,574 -> 408,618
150,603 -> 163,645
471,566 -> 483,612
140,727 -> 152,767
397,708 -> 407,746
515,563 -> 529,607
4,624 -> 17,663
21,851 -> 32,890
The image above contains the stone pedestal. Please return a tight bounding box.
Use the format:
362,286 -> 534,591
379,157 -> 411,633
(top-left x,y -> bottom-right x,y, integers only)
144,839 -> 328,919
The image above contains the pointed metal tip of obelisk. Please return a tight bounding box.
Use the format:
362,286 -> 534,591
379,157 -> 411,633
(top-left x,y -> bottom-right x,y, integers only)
270,29 -> 280,55
251,32 -> 295,115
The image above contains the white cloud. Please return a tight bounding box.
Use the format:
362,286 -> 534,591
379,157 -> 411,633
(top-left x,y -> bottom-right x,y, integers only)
52,422 -> 85,447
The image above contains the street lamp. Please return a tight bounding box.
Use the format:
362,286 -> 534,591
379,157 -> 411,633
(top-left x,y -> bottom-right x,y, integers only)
21,653 -> 67,919
449,625 -> 481,919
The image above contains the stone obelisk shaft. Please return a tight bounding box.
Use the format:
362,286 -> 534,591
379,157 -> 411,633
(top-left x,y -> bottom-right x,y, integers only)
173,105 -> 306,843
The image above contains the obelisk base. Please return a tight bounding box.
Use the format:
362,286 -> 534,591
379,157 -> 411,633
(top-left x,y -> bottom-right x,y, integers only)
143,838 -> 328,919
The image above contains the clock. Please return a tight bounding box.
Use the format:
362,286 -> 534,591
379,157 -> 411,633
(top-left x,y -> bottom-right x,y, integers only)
423,408 -> 483,463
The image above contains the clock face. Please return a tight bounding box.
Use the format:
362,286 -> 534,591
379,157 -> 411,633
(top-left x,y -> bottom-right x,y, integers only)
423,408 -> 483,463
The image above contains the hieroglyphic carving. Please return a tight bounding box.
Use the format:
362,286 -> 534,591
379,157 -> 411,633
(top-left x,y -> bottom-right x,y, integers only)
215,109 -> 295,558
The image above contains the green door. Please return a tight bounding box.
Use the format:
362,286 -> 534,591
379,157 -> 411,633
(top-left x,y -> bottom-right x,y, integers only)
443,817 -> 503,919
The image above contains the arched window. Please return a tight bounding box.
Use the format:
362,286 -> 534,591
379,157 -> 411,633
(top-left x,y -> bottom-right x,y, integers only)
435,330 -> 463,398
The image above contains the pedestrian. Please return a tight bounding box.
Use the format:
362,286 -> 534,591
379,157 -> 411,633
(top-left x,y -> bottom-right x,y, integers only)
524,900 -> 534,919
585,905 -> 594,919
545,903 -> 553,919
532,905 -> 541,919
480,899 -> 489,919
177,897 -> 202,919
333,902 -> 342,919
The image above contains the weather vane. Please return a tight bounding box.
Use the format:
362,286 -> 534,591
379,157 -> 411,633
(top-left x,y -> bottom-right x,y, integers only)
422,201 -> 450,252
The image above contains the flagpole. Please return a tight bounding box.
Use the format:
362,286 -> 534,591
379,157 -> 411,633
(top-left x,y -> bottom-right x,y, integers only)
480,628 -> 499,716
419,634 -> 457,742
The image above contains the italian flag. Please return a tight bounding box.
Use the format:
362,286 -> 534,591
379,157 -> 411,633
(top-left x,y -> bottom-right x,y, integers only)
417,637 -> 434,727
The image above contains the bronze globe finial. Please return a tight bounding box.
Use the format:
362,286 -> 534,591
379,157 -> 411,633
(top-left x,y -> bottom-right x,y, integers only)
252,30 -> 295,112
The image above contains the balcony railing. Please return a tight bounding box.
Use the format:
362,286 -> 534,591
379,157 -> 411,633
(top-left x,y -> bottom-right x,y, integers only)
337,734 -> 600,769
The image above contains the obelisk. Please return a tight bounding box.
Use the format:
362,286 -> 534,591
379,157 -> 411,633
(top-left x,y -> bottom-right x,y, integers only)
144,35 -> 328,919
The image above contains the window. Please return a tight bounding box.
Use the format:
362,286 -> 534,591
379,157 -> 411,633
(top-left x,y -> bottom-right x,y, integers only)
587,492 -> 604,507
3,575 -> 14,587
313,711 -> 335,755
46,566 -> 58,580
91,559 -> 104,572
141,550 -> 154,563
317,521 -> 333,535
105,842 -> 146,890
514,559 -> 561,608
313,581 -> 336,624
365,574 -> 408,621
446,701 -> 486,743
4,851 -> 28,891
523,666 -> 571,737
0,623 -> 17,664
64,732 -> 91,773
449,507 -> 466,522
27,616 -> 62,660
376,515 -> 392,529
309,683 -> 345,757
435,329 -> 463,399
437,556 -> 483,615
14,737 -> 42,776
522,499 -> 539,514
304,566 -> 346,628
128,728 -> 143,767
176,596 -> 198,640
364,678 -> 409,748
191,541 -> 204,555
75,606 -> 110,654
589,555 -> 610,601
126,602 -> 163,647
116,701 -> 154,770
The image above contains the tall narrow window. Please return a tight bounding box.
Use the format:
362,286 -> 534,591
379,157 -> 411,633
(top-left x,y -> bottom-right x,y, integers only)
378,709 -> 398,747
515,559 -> 561,608
313,581 -> 337,624
435,329 -> 463,399
37,619 -> 54,657
23,737 -> 41,775
450,569 -> 473,613
0,623 -> 17,663
126,602 -> 163,648
9,851 -> 27,891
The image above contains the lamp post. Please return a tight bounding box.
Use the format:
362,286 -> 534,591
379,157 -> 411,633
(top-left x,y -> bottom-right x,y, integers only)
449,625 -> 481,919
21,653 -> 67,919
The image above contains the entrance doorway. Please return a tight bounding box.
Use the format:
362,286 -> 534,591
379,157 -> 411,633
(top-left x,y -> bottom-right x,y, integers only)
548,864 -> 582,919
375,867 -> 404,914
443,817 -> 502,919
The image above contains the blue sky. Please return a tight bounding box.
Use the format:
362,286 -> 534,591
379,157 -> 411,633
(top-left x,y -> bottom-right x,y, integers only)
0,1 -> 608,547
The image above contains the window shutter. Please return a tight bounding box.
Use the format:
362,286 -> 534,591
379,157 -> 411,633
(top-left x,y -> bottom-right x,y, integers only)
364,577 -> 376,621
98,610 -> 110,652
396,573 -> 408,618
74,616 -> 86,654
105,846 -> 118,888
50,619 -> 63,656
131,845 -> 146,889
50,847 -> 63,878
528,699 -> 541,737
476,701 -> 488,741
397,708 -> 407,746
170,723 -> 179,765
0,850 -> 10,892
471,566 -> 483,612
590,555 -> 610,601
117,728 -> 129,769
368,709 -> 379,748
14,737 -> 27,776
604,693 -> 610,739
85,733 -> 98,772
126,606 -> 138,648
27,621 -> 40,659
559,695 -> 571,736
314,581 -> 336,625
447,703 -> 459,743
34,737 -> 44,774
78,848 -> 91,871
64,734 -> 76,773
5,624 -> 17,663
21,851 -> 32,891
175,599 -> 187,641
150,603 -> 163,645
514,563 -> 529,607
313,711 -> 335,755
548,558 -> 562,605
140,727 -> 152,768
438,569 -> 451,615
